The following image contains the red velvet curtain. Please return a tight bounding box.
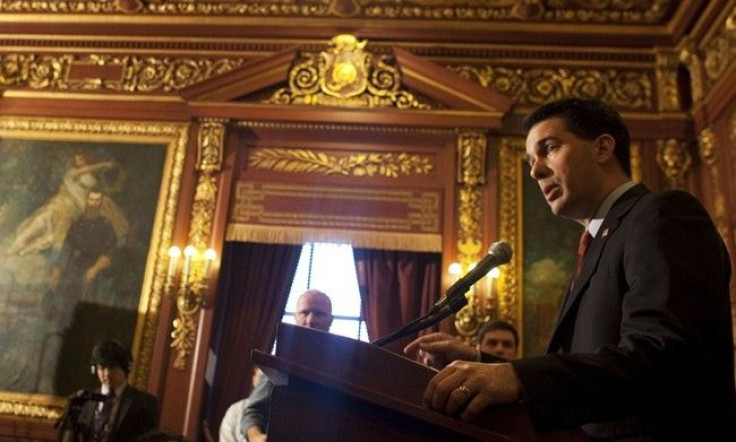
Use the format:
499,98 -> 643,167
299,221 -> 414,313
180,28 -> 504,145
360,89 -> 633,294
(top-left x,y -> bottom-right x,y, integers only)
353,248 -> 450,355
207,241 -> 302,433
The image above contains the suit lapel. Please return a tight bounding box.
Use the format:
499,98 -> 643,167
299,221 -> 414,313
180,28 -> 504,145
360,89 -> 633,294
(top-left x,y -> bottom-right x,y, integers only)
546,184 -> 648,353
110,385 -> 133,436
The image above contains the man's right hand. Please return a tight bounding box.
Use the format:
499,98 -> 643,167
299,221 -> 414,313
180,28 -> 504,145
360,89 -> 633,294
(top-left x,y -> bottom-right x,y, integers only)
403,332 -> 478,369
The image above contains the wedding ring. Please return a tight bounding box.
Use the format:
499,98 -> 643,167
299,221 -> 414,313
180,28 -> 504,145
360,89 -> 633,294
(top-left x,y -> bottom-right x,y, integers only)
457,383 -> 471,397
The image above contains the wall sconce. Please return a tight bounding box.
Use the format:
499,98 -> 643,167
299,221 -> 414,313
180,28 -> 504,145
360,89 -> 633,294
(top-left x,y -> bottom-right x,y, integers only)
165,244 -> 217,305
449,260 -> 501,344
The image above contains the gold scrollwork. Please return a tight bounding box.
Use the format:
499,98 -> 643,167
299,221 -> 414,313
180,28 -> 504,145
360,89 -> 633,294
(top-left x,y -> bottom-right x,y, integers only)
248,148 -> 433,178
703,5 -> 736,85
266,35 -> 433,109
698,128 -> 729,241
171,120 -> 223,370
0,53 -> 245,93
448,65 -> 652,110
656,138 -> 691,190
0,0 -> 674,24
454,131 -> 488,344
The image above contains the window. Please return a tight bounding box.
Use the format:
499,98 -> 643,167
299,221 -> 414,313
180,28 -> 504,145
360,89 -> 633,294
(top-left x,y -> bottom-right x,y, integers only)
282,242 -> 369,341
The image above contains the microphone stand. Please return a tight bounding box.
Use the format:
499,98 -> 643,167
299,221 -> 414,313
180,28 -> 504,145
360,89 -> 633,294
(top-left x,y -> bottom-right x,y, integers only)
372,292 -> 469,347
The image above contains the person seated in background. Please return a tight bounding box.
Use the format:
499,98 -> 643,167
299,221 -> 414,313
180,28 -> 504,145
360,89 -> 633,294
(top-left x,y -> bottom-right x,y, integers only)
405,319 -> 519,370
58,339 -> 159,442
241,289 -> 333,442
476,320 -> 519,361
219,370 -> 263,442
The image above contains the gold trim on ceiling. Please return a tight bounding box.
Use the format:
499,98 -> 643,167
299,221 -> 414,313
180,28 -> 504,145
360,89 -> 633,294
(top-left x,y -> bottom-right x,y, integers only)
0,0 -> 678,25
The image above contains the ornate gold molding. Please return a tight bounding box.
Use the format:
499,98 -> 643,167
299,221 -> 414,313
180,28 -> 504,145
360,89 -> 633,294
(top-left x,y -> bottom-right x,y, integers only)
655,50 -> 681,112
656,138 -> 691,190
171,119 -> 224,370
630,140 -> 643,183
0,53 -> 245,93
703,4 -> 736,86
447,65 -> 652,109
248,148 -> 433,178
679,39 -> 705,104
265,34 -> 433,109
454,131 -> 489,344
697,127 -> 729,242
0,0 -> 674,24
497,137 -> 523,329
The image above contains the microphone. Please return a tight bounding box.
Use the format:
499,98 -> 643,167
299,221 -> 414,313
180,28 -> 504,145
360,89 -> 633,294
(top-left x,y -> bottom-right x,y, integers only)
372,241 -> 513,347
431,241 -> 513,314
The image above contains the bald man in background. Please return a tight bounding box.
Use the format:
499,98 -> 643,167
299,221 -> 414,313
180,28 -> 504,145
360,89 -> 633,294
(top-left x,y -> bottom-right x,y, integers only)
241,290 -> 333,442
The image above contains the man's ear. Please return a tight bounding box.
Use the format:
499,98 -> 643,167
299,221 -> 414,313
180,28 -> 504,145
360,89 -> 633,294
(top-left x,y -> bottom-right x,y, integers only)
596,134 -> 616,164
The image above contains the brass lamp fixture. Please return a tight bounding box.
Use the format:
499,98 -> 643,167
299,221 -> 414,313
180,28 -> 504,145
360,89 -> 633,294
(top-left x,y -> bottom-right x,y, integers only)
165,245 -> 217,305
449,260 -> 501,345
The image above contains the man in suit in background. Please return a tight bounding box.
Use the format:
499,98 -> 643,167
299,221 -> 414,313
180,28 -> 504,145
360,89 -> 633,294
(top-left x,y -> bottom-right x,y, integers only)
58,339 -> 158,442
475,320 -> 518,361
410,98 -> 735,440
241,289 -> 333,442
405,319 -> 519,369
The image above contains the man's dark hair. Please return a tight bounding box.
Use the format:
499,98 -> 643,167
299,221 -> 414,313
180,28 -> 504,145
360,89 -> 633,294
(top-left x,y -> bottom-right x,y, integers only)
91,339 -> 133,375
522,97 -> 631,177
477,320 -> 519,349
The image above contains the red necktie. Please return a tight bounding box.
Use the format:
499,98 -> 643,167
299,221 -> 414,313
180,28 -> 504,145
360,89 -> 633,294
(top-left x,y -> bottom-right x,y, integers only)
574,230 -> 593,277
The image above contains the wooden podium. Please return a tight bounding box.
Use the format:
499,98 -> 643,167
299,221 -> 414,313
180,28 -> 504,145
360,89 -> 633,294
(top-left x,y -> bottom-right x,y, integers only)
251,323 -> 543,442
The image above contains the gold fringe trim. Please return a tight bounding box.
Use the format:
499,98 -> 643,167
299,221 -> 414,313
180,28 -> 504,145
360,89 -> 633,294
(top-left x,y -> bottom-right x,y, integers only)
226,223 -> 442,253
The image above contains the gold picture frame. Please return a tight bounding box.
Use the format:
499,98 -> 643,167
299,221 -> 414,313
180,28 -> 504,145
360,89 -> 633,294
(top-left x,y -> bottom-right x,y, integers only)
498,137 -> 581,357
0,116 -> 188,421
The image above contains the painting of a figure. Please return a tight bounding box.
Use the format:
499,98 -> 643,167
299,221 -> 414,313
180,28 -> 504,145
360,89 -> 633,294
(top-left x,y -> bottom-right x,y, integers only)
521,162 -> 582,356
0,139 -> 166,397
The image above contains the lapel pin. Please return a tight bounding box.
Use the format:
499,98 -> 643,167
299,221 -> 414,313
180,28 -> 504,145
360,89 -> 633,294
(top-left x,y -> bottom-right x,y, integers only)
602,228 -> 609,238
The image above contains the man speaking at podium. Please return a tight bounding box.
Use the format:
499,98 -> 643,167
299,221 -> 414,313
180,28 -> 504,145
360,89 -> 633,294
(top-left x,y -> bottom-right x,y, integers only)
407,98 -> 735,440
241,290 -> 333,442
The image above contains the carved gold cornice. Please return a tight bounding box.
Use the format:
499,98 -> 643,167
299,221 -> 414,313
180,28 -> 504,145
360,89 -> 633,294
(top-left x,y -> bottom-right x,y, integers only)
1,52 -> 660,112
0,53 -> 245,92
656,138 -> 691,190
0,0 -> 675,24
248,148 -> 433,178
447,65 -> 652,110
265,35 -> 433,109
171,119 -> 224,370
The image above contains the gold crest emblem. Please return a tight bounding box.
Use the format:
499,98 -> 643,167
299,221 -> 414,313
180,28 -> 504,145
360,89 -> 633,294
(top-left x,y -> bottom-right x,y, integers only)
319,34 -> 369,98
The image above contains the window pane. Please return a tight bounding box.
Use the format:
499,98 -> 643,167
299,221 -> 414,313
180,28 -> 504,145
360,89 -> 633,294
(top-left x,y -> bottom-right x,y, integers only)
282,242 -> 367,342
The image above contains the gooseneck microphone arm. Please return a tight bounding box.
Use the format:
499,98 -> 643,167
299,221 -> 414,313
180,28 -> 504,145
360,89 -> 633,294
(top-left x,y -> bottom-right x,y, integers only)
372,242 -> 512,347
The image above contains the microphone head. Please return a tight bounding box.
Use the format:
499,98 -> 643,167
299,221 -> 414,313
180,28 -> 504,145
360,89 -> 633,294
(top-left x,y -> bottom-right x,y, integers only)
488,241 -> 513,263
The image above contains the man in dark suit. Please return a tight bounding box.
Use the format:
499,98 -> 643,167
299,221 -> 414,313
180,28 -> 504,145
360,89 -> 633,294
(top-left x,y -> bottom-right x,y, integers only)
410,98 -> 735,440
58,339 -> 159,442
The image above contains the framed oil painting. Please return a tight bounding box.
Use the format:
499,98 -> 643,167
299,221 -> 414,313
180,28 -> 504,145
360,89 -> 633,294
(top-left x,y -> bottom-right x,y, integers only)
498,138 -> 582,357
0,117 -> 188,421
